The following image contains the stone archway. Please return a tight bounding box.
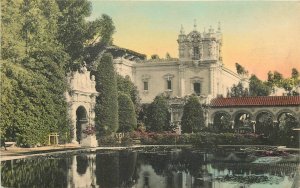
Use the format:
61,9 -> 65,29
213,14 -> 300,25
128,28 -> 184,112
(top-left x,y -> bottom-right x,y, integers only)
276,110 -> 298,131
232,111 -> 253,133
66,65 -> 98,147
212,111 -> 232,132
255,111 -> 274,136
76,106 -> 88,144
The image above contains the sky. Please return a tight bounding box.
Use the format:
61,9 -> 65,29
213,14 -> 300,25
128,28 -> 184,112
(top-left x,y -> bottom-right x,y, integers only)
89,1 -> 300,80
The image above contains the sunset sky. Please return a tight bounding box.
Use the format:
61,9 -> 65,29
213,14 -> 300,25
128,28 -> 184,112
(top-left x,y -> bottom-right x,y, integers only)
90,1 -> 300,80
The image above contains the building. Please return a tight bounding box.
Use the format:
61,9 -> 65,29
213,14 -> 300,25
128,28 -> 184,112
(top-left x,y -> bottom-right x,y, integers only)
108,23 -> 249,104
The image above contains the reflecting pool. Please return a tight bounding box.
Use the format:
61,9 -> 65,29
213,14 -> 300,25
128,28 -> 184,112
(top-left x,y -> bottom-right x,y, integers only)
1,148 -> 298,188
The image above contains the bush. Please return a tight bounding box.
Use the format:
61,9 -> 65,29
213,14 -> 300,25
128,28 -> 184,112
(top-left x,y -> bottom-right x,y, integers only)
118,92 -> 137,132
181,95 -> 205,133
190,132 -> 264,148
145,94 -> 170,132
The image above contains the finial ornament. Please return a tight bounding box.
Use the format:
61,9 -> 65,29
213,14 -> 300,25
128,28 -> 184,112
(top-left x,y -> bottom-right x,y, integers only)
209,25 -> 213,33
194,19 -> 197,31
180,24 -> 185,35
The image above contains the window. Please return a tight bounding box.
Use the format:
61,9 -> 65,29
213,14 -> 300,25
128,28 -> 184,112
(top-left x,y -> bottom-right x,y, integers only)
167,80 -> 172,90
194,82 -> 201,95
163,74 -> 174,91
193,47 -> 199,60
144,81 -> 148,91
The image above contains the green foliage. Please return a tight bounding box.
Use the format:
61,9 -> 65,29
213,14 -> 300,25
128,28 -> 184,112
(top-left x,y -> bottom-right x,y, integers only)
56,0 -> 91,71
1,0 -> 26,61
291,68 -> 299,79
267,71 -> 283,87
145,94 -> 170,132
190,132 -> 263,148
250,69 -> 299,96
1,0 -> 71,146
213,113 -> 232,132
229,82 -> 249,97
249,75 -> 272,96
255,112 -> 273,136
235,63 -> 248,75
84,14 -> 116,65
118,93 -> 137,132
94,53 -> 119,135
181,95 -> 205,133
165,53 -> 171,59
150,54 -> 160,60
0,62 -> 69,146
116,74 -> 141,116
56,0 -> 115,71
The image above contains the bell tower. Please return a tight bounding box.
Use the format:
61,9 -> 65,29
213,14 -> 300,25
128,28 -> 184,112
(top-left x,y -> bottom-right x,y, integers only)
177,21 -> 223,63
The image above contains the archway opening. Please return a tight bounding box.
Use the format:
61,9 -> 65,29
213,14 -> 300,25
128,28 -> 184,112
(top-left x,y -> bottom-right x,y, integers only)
276,112 -> 299,147
255,112 -> 273,136
76,106 -> 88,144
234,112 -> 252,133
277,112 -> 297,131
213,112 -> 231,132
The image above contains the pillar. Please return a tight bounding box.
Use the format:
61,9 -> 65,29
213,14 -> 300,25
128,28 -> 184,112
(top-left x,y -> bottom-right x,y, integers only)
179,65 -> 185,97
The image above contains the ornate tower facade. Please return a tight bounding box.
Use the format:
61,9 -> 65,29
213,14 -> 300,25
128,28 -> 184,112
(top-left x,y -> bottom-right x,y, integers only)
178,22 -> 222,62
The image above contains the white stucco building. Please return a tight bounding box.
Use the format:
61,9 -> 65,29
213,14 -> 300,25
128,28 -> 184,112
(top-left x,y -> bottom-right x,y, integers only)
108,23 -> 249,104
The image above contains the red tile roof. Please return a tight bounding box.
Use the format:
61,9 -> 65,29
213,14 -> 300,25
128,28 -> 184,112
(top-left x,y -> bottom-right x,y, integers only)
210,96 -> 300,107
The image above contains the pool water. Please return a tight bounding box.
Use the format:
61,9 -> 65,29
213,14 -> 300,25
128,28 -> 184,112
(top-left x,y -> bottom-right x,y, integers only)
1,148 -> 298,188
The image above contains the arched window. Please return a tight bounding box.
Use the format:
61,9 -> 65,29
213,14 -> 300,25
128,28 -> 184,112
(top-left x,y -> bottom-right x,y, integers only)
193,46 -> 200,60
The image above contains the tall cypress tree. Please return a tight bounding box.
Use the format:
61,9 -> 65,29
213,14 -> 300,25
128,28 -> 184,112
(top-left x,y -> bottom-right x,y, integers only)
118,92 -> 137,132
94,53 -> 119,135
181,95 -> 205,133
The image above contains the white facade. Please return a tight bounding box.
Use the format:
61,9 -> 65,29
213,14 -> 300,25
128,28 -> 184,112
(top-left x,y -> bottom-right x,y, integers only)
66,65 -> 98,147
114,24 -> 248,103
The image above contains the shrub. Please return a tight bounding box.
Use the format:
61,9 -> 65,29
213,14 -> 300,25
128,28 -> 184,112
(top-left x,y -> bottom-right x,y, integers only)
118,92 -> 137,132
181,95 -> 205,133
145,94 -> 170,132
190,132 -> 264,148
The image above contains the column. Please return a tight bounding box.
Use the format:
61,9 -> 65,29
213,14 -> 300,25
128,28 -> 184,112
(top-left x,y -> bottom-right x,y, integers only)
179,65 -> 185,97
209,67 -> 214,96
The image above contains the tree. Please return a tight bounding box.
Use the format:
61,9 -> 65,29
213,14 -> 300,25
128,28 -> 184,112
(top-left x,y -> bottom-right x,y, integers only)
145,94 -> 170,132
150,54 -> 160,60
84,14 -> 116,66
56,0 -> 115,71
1,0 -> 71,146
165,53 -> 171,59
267,71 -> 283,87
116,75 -> 141,116
235,63 -> 248,75
55,0 -> 91,71
291,68 -> 299,80
1,0 -> 26,61
94,53 -> 119,135
230,82 -> 248,97
249,75 -> 271,96
118,93 -> 137,132
181,95 -> 205,133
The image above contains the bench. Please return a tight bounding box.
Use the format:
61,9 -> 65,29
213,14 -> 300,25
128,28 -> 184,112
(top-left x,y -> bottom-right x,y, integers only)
4,142 -> 16,147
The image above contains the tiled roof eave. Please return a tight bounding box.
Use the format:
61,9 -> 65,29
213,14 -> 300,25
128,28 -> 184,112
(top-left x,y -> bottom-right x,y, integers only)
210,104 -> 300,108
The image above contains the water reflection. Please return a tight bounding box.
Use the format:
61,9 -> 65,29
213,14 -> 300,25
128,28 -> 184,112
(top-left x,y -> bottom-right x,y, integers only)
1,149 -> 298,188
